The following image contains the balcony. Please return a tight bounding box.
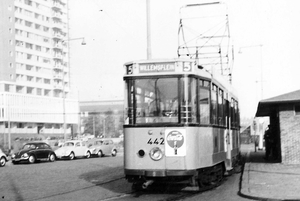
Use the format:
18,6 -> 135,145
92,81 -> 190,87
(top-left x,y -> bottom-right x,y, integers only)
53,83 -> 63,90
52,12 -> 62,19
53,43 -> 63,50
53,73 -> 63,80
52,2 -> 62,10
53,54 -> 63,61
52,22 -> 63,30
53,64 -> 63,70
53,32 -> 63,39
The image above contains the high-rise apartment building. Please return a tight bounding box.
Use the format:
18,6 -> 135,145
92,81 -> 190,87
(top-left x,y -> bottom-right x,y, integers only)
0,0 -> 79,141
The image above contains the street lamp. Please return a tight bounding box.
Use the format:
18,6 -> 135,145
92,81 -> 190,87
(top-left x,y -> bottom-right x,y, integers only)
62,37 -> 86,141
66,37 -> 86,45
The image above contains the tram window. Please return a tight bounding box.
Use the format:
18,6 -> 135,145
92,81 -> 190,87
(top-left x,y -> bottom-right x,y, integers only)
235,100 -> 240,127
225,99 -> 230,127
218,89 -> 224,126
230,98 -> 235,128
198,79 -> 210,124
180,77 -> 197,123
230,98 -> 239,128
203,80 -> 210,87
130,78 -> 179,124
124,80 -> 134,125
211,84 -> 218,125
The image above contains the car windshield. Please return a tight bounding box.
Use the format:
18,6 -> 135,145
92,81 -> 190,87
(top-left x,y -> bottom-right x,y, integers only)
95,141 -> 103,145
63,142 -> 74,147
23,144 -> 36,149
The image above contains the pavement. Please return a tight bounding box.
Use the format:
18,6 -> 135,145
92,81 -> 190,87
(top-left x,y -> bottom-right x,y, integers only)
240,144 -> 300,201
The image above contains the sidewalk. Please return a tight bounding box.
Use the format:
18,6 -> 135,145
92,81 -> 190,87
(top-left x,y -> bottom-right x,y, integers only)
240,145 -> 300,201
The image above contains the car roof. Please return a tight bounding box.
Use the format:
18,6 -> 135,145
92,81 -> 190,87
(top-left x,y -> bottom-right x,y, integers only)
92,138 -> 112,141
65,140 -> 82,143
24,142 -> 47,145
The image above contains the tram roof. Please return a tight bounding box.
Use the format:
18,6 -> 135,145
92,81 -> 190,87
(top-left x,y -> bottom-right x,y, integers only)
124,58 -> 238,99
124,58 -> 194,65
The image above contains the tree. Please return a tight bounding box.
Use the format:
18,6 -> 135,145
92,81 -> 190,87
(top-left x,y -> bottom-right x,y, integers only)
82,114 -> 102,137
82,109 -> 124,138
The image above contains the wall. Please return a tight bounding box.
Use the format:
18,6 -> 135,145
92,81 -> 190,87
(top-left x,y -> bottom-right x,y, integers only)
279,104 -> 300,164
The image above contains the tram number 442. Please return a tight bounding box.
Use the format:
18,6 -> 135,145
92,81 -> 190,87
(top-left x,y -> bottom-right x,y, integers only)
147,137 -> 165,145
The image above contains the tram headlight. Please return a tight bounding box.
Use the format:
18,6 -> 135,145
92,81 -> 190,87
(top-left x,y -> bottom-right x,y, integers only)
149,147 -> 163,161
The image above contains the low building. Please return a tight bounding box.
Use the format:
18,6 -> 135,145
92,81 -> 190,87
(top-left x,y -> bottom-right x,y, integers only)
79,100 -> 124,138
256,89 -> 300,164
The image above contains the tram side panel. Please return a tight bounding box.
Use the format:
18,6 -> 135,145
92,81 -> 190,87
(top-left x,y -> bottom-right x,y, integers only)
165,127 -> 215,171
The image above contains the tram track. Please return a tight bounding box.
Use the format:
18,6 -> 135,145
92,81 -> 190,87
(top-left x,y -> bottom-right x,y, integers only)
28,172 -> 231,201
18,164 -> 238,201
27,176 -> 127,201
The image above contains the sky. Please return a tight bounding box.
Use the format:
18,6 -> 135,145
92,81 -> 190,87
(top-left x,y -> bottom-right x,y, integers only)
68,0 -> 300,118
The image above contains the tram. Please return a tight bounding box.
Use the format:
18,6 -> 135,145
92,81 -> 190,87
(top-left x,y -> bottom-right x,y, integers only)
123,58 -> 240,190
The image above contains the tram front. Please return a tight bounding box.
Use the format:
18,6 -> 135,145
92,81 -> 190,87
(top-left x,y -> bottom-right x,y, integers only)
123,59 -> 212,188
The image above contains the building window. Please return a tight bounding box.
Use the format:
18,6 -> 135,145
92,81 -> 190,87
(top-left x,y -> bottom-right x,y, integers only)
25,21 -> 32,27
27,76 -> 33,82
36,45 -> 41,51
17,123 -> 24,128
45,90 -> 50,96
26,43 -> 33,49
27,87 -> 33,94
26,65 -> 33,70
5,84 -> 10,92
44,79 -> 50,84
37,88 -> 42,95
24,0 -> 32,6
17,86 -> 23,93
295,104 -> 300,115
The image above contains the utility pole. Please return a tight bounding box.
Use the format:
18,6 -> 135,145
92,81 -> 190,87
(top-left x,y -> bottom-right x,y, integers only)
146,0 -> 152,59
103,118 -> 105,138
93,115 -> 95,137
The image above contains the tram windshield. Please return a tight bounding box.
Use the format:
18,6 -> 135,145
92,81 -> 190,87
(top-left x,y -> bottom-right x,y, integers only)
124,77 -> 199,124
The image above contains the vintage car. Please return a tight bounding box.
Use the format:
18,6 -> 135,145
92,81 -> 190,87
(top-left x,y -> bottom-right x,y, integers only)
11,142 -> 56,164
55,140 -> 91,160
0,148 -> 9,167
88,138 -> 117,157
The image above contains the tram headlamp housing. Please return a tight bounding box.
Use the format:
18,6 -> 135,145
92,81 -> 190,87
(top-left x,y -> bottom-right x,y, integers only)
149,147 -> 163,161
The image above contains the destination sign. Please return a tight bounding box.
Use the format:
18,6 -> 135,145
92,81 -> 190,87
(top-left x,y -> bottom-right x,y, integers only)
139,63 -> 175,73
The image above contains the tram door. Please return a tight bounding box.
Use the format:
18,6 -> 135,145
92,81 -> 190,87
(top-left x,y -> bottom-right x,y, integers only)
225,99 -> 233,169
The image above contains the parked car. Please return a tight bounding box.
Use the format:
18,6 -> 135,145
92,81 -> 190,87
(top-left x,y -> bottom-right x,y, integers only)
11,142 -> 56,164
55,140 -> 91,160
88,139 -> 117,157
0,148 -> 9,167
